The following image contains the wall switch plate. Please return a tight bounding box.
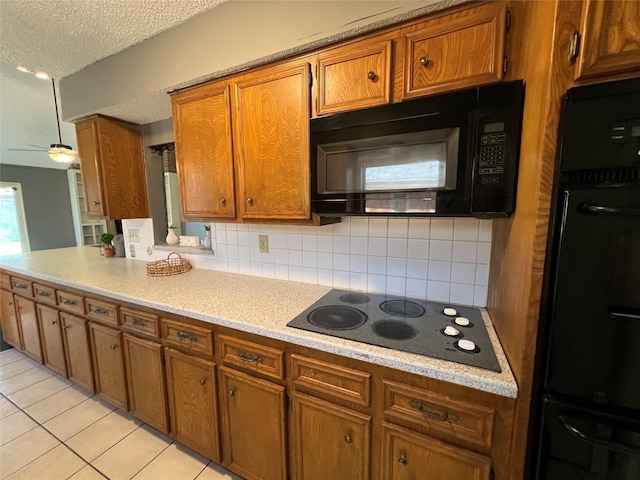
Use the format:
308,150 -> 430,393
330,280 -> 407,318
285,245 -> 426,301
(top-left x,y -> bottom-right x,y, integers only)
128,229 -> 140,243
129,244 -> 136,257
258,235 -> 269,253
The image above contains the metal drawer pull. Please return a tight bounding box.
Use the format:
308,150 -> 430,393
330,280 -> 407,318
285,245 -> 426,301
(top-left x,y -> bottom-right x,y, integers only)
419,56 -> 429,66
93,308 -> 109,315
132,318 -> 146,327
51,320 -> 58,325
15,284 -> 27,289
219,197 -> 226,206
247,197 -> 254,206
63,299 -> 78,306
199,379 -> 206,385
177,331 -> 198,342
38,292 -> 51,297
398,455 -> 408,466
409,400 -> 458,422
344,434 -> 352,444
229,390 -> 234,397
237,350 -> 264,363
367,71 -> 376,81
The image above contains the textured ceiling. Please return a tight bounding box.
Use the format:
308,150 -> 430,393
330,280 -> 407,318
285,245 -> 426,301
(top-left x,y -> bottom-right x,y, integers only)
0,0 -> 226,169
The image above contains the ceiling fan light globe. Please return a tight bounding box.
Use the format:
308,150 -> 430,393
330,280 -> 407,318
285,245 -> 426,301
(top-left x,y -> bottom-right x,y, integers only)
48,144 -> 78,164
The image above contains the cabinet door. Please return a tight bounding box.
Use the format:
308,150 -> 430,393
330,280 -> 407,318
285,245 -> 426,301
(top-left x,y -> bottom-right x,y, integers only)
172,82 -> 236,219
14,296 -> 42,363
76,120 -> 105,217
89,322 -> 128,409
60,312 -> 94,393
575,0 -> 640,80
123,333 -> 169,434
219,366 -> 287,480
381,422 -> 491,480
165,347 -> 220,461
317,39 -> 392,114
402,2 -> 507,99
36,304 -> 67,376
0,288 -> 22,349
291,393 -> 371,480
233,61 -> 311,220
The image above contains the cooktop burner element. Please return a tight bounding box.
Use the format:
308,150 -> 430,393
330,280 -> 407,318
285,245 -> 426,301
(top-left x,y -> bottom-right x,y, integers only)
287,289 -> 501,372
307,305 -> 367,330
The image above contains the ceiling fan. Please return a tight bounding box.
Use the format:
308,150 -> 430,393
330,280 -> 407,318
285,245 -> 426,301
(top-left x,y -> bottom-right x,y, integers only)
8,78 -> 79,164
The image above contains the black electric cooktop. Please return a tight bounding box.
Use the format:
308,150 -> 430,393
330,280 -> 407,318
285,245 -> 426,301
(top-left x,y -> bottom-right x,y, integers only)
287,289 -> 501,372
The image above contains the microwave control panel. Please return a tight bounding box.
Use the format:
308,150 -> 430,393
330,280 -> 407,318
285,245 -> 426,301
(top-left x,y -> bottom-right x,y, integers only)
478,122 -> 507,184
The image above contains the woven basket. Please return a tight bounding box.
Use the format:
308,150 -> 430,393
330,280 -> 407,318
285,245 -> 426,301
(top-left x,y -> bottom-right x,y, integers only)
146,252 -> 192,277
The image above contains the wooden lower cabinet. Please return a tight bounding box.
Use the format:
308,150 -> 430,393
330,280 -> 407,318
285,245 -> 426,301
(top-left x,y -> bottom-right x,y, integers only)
89,322 -> 128,409
165,347 -> 220,461
60,312 -> 94,393
123,333 -> 169,434
14,296 -> 42,363
381,422 -> 491,480
36,304 -> 67,376
290,393 -> 371,480
219,366 -> 287,480
0,288 -> 22,349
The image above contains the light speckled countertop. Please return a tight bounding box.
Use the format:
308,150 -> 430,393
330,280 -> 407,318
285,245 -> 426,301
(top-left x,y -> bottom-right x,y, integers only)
0,247 -> 517,398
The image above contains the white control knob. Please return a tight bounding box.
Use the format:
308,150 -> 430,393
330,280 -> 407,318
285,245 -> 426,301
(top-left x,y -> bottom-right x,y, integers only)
444,326 -> 460,336
458,339 -> 476,351
443,307 -> 457,317
454,317 -> 470,327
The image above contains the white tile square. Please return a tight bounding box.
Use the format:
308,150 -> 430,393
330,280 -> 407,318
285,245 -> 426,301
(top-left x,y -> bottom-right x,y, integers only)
428,260 -> 451,281
288,250 -> 303,266
133,443 -> 208,480
350,217 -> 369,236
226,230 -> 238,245
249,233 -> 260,248
216,229 -> 228,244
216,244 -> 228,258
350,236 -> 368,255
406,278 -> 427,299
477,242 -> 492,264
302,234 -> 318,251
215,223 -> 227,231
226,224 -> 237,231
289,266 -> 303,281
303,251 -> 318,268
0,357 -> 40,381
275,249 -> 288,265
388,218 -> 408,238
349,255 -> 367,273
367,237 -> 387,256
452,241 -> 478,263
227,259 -> 239,273
250,262 -> 262,276
0,349 -> 26,366
333,236 -> 350,254
451,262 -> 476,285
350,273 -> 368,291
316,224 -> 335,236
288,233 -> 302,250
474,285 -> 488,307
0,365 -> 53,396
23,385 -> 92,424
303,268 -> 318,284
368,218 -> 388,237
262,263 -> 276,279
407,239 -> 429,260
367,256 -> 387,275
7,444 -> 86,480
197,461 -> 243,480
429,240 -> 452,261
333,218 -> 350,236
238,245 -> 250,260
236,224 -> 249,231
238,260 -> 251,275
478,220 -> 493,242
237,231 -> 250,246
275,265 -> 289,280
430,218 -> 454,240
453,218 -> 480,241
475,264 -> 490,286
1,410 -> 38,446
408,218 -> 430,239
367,274 -> 386,293
333,253 -> 350,271
249,248 -> 262,263
387,238 -> 407,257
406,259 -> 428,280
427,281 -> 450,302
0,427 -> 60,478
449,283 -> 475,305
387,257 -> 407,277
227,245 -> 238,260
272,233 -> 287,249
318,269 -> 334,286
287,225 -> 303,234
0,396 -> 19,419
333,271 -> 350,289
317,236 -> 333,253
317,252 -> 333,269
6,374 -> 72,409
386,276 -> 406,295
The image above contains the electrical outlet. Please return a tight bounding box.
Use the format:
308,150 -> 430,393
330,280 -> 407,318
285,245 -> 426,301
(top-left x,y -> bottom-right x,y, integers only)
258,235 -> 269,253
128,229 -> 140,243
129,244 -> 136,258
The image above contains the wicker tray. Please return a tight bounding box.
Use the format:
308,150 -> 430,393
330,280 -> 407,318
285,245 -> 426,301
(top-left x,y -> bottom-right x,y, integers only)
146,252 -> 192,277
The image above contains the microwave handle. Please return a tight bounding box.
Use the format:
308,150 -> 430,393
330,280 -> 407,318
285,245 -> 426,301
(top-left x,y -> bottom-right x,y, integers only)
578,203 -> 640,217
558,415 -> 640,457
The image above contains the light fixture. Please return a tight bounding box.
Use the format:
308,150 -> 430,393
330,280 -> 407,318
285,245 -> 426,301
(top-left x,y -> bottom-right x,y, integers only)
48,78 -> 78,164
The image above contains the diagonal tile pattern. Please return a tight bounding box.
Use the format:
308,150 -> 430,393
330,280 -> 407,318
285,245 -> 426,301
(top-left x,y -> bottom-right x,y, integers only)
0,348 -> 242,480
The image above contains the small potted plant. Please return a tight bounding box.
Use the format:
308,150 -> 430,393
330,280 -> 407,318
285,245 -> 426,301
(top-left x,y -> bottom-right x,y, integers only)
99,233 -> 115,257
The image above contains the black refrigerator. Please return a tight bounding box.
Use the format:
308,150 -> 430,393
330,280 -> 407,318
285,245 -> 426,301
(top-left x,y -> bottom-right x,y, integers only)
533,77 -> 640,479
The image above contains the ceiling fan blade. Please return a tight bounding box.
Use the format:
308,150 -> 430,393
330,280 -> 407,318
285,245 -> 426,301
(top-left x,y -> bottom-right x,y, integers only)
8,148 -> 48,152
27,144 -> 50,149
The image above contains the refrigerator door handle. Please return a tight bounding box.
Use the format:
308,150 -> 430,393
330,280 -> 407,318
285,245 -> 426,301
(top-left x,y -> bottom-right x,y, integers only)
558,414 -> 640,457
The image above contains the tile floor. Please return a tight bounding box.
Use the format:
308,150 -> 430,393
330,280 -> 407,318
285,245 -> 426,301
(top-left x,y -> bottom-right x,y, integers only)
0,348 -> 242,480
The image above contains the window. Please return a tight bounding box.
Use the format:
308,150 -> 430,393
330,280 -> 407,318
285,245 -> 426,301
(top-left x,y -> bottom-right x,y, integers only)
0,182 -> 30,255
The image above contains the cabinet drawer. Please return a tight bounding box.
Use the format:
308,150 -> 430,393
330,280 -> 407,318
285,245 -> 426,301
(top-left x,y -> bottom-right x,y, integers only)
383,379 -> 494,450
86,298 -> 119,326
162,319 -> 213,357
121,307 -> 160,338
218,334 -> 284,381
10,277 -> 33,297
291,354 -> 371,407
33,283 -> 57,306
56,290 -> 85,315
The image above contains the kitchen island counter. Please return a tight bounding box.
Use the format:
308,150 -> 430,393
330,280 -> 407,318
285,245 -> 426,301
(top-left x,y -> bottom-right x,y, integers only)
1,247 -> 517,397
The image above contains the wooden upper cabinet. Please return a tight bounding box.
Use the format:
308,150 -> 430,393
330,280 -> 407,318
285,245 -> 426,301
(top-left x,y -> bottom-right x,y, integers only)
172,82 -> 236,219
402,2 -> 507,99
75,114 -> 149,220
574,0 -> 640,81
317,39 -> 392,115
233,60 -> 311,221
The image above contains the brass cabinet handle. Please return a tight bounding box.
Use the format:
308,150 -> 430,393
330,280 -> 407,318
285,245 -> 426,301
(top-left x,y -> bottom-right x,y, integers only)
63,299 -> 78,306
132,318 -> 146,327
219,198 -> 226,206
38,292 -> 51,297
398,455 -> 408,466
93,308 -> 109,315
15,284 -> 28,289
367,71 -> 376,81
229,390 -> 234,397
344,434 -> 352,444
110,344 -> 118,349
247,197 -> 254,206
177,331 -> 198,342
409,400 -> 458,422
51,320 -> 58,325
199,379 -> 206,385
93,201 -> 101,205
419,56 -> 429,66
237,350 -> 264,363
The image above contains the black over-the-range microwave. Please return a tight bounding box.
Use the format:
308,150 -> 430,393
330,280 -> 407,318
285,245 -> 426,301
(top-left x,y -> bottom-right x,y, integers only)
310,80 -> 525,217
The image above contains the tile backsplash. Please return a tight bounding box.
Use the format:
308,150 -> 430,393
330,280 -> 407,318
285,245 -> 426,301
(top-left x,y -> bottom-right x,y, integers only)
122,217 -> 492,307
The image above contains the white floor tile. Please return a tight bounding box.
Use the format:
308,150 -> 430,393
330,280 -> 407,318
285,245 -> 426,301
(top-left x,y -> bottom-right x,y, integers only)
0,411 -> 38,446
5,444 -> 86,480
0,357 -> 40,381
66,409 -> 142,462
0,396 -> 19,419
67,465 -> 106,480
44,396 -> 115,441
133,443 -> 208,480
92,424 -> 172,479
0,350 -> 25,366
0,427 -> 59,479
196,462 -> 244,480
0,365 -> 54,395
6,374 -> 73,409
23,385 -> 92,424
